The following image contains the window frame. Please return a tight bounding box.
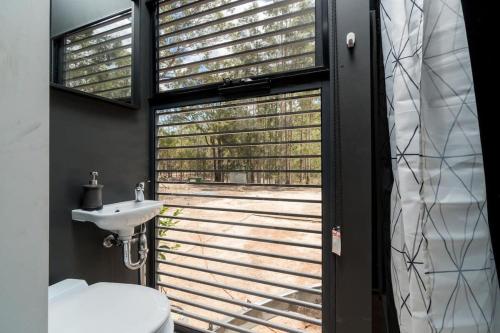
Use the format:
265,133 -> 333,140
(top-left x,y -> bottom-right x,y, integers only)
50,8 -> 140,108
145,0 -> 375,331
150,78 -> 336,333
151,0 -> 331,100
148,1 -> 335,333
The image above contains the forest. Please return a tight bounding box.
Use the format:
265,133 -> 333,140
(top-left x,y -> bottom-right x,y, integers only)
60,0 -> 316,101
156,89 -> 322,186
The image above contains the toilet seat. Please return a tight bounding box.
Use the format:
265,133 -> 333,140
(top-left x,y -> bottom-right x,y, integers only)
49,280 -> 172,333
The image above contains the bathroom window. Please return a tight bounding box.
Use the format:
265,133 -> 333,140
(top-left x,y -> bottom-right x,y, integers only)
155,0 -> 320,92
54,10 -> 133,100
155,89 -> 323,332
153,1 -> 333,331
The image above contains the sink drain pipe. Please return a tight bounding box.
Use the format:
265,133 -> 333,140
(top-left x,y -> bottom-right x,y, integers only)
122,224 -> 149,285
103,223 -> 149,286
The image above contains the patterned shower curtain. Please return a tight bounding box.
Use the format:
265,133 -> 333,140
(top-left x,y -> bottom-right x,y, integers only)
379,0 -> 500,332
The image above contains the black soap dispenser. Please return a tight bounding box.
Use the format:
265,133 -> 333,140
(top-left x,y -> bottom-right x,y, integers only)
81,171 -> 104,210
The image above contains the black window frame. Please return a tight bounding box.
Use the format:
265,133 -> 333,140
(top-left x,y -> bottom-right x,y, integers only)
151,0 -> 331,100
148,1 -> 337,333
151,78 -> 335,333
50,8 -> 140,108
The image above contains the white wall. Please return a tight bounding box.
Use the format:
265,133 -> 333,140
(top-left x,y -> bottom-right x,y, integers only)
0,1 -> 50,332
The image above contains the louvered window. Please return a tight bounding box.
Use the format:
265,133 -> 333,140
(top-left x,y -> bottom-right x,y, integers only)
61,11 -> 133,100
155,89 -> 323,332
152,1 -> 334,332
155,0 -> 316,92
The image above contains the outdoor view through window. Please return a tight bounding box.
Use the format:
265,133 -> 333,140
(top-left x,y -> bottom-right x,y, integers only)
154,0 -> 322,331
62,11 -> 132,100
156,0 -> 316,91
155,90 -> 323,332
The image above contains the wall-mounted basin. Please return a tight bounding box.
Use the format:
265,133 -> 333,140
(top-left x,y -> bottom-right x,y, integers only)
72,200 -> 163,240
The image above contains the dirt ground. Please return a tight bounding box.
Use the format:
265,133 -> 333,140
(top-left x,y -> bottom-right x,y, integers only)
156,183 -> 322,332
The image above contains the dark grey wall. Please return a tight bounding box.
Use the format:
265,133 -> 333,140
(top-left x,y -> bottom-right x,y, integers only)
51,0 -> 130,36
50,88 -> 148,285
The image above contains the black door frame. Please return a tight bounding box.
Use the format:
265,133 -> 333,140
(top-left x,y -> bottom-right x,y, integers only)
139,0 -> 373,331
331,0 -> 373,331
151,79 -> 335,333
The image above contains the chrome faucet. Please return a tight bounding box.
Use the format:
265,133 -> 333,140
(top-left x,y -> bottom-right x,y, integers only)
134,182 -> 145,202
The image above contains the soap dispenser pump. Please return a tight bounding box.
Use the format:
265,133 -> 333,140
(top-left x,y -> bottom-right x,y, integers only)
81,171 -> 104,210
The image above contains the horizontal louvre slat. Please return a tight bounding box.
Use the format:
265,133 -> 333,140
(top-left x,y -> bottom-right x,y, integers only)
158,8 -> 314,52
156,154 -> 321,161
157,139 -> 321,150
158,226 -> 321,248
65,35 -> 132,59
64,54 -> 131,72
157,271 -> 322,310
157,181 -> 321,188
157,192 -> 321,203
156,239 -> 321,264
65,68 -> 131,88
62,11 -> 132,100
158,21 -> 314,58
162,203 -> 321,219
156,0 -> 316,91
168,295 -> 307,333
157,124 -> 320,138
157,108 -> 319,128
65,26 -> 132,53
156,91 -> 319,114
158,282 -> 322,325
158,0 -> 205,16
68,73 -> 131,88
93,85 -> 132,95
158,248 -> 321,278
96,87 -> 131,99
65,13 -> 131,44
66,23 -> 132,49
73,77 -> 131,93
170,308 -> 255,333
158,260 -> 321,294
172,322 -> 214,333
158,37 -> 315,73
65,61 -> 132,81
158,0 -> 308,36
158,0 -> 254,27
157,215 -> 322,232
156,169 -> 321,173
63,44 -> 132,65
158,52 -> 315,90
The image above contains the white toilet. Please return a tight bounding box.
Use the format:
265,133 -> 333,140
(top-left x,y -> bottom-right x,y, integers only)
48,279 -> 174,333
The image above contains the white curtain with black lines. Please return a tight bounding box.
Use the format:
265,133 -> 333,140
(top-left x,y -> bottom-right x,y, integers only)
380,0 -> 500,332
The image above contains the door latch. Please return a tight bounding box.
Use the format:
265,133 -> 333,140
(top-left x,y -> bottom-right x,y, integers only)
218,77 -> 270,95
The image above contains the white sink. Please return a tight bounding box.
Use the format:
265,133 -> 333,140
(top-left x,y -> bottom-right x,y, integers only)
72,200 -> 163,239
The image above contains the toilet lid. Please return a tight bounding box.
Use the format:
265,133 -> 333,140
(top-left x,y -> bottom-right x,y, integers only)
49,282 -> 171,333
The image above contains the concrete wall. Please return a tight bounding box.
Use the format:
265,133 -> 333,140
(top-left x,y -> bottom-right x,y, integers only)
0,2 -> 50,332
